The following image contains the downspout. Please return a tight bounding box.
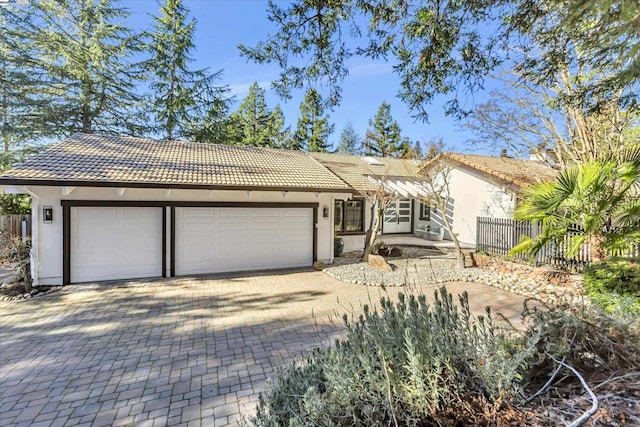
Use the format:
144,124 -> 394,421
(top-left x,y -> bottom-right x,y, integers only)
21,186 -> 39,286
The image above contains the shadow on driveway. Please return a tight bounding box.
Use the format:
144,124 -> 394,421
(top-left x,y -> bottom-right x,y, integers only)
0,269 -> 527,426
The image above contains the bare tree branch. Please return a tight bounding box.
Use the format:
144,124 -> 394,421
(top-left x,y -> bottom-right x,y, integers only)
549,355 -> 599,427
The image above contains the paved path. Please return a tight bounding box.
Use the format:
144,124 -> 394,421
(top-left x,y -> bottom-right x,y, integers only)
0,270 -> 527,426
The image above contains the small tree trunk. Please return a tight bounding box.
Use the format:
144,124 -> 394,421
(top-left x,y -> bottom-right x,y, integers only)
589,235 -> 606,262
362,205 -> 384,262
437,200 -> 465,268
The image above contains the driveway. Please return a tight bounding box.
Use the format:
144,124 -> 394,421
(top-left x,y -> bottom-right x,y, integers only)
0,270 -> 527,426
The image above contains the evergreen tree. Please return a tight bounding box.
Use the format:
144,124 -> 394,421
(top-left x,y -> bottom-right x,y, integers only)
294,88 -> 334,152
145,0 -> 230,141
266,105 -> 291,148
0,9 -> 48,151
363,102 -> 401,157
228,82 -> 285,147
425,138 -> 445,160
2,0 -> 147,136
398,138 -> 423,159
335,121 -> 361,155
242,1 -> 639,121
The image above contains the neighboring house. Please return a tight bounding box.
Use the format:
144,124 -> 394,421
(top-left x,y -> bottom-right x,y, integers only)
310,152 -> 432,253
0,134 -> 353,285
421,152 -> 557,245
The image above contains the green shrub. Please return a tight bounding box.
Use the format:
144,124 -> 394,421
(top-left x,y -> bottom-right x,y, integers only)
247,288 -> 532,426
583,258 -> 640,317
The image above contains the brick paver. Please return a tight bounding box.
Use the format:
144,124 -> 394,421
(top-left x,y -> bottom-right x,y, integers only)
0,270 -> 526,426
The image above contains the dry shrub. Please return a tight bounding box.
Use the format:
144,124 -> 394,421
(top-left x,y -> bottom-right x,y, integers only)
0,234 -> 31,292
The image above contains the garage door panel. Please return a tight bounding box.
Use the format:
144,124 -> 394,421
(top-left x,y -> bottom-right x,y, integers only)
219,241 -> 248,257
75,207 -> 117,218
218,208 -> 247,219
182,221 -> 216,232
176,207 -> 313,275
71,207 -> 162,283
183,208 -> 216,218
219,223 -> 249,232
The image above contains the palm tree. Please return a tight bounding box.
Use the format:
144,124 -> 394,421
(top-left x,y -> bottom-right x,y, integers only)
511,150 -> 640,261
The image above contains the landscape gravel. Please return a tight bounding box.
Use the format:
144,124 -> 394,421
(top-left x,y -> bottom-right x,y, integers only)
325,251 -> 587,306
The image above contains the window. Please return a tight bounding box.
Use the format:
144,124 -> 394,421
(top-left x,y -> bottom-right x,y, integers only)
419,202 -> 431,221
334,199 -> 364,233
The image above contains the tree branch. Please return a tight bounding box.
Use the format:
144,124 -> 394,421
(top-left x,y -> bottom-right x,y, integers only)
549,355 -> 599,427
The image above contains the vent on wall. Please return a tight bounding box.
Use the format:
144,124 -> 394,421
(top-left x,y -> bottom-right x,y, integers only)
362,156 -> 384,166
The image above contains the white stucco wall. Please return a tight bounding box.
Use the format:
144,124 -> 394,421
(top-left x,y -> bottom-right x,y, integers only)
18,186 -> 349,285
432,167 -> 516,245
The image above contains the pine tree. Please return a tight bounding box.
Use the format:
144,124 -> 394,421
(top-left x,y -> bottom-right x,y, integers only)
398,138 -> 423,159
294,88 -> 334,152
146,0 -> 230,141
363,102 -> 401,157
0,8 -> 47,151
267,105 -> 291,148
335,121 -> 361,155
2,0 -> 147,136
228,82 -> 285,147
425,137 -> 445,160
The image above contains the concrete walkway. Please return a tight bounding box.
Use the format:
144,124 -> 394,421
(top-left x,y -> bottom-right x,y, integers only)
0,270 -> 527,426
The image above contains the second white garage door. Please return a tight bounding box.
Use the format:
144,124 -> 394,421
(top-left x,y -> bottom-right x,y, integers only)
175,207 -> 313,275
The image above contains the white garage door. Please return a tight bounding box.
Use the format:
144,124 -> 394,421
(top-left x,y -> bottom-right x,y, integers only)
71,207 -> 163,283
176,207 -> 313,275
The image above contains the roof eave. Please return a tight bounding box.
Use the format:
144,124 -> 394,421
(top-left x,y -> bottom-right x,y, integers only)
0,178 -> 356,194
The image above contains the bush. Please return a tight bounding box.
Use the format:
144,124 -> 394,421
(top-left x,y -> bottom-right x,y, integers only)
247,288 -> 532,426
520,300 -> 639,382
583,258 -> 640,317
247,289 -> 640,426
0,235 -> 32,291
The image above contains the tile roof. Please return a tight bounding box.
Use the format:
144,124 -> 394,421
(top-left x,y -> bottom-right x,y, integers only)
0,133 -> 353,192
309,152 -> 425,194
427,152 -> 557,188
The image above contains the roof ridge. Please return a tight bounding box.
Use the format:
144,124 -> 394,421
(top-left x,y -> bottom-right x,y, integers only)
73,132 -> 313,156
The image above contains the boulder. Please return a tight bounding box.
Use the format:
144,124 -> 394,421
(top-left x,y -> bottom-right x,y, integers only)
368,254 -> 393,272
313,261 -> 326,271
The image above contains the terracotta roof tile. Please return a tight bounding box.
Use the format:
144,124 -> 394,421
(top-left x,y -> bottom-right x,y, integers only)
430,152 -> 557,188
309,152 -> 424,194
0,133 -> 353,192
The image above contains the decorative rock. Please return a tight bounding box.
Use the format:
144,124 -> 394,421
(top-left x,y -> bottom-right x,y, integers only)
313,261 -> 326,271
368,254 -> 393,272
389,247 -> 403,257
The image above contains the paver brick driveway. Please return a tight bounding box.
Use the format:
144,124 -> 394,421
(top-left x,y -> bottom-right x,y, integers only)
0,270 -> 527,426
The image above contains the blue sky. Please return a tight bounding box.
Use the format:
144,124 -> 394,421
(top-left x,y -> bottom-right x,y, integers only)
126,0 -> 496,153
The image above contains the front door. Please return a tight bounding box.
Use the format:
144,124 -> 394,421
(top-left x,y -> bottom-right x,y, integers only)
382,199 -> 412,233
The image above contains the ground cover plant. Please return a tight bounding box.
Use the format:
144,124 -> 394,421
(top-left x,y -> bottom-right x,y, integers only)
583,258 -> 640,318
247,288 -> 640,426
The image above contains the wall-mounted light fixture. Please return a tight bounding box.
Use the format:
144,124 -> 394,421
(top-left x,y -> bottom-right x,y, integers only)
323,206 -> 329,218
43,206 -> 53,223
